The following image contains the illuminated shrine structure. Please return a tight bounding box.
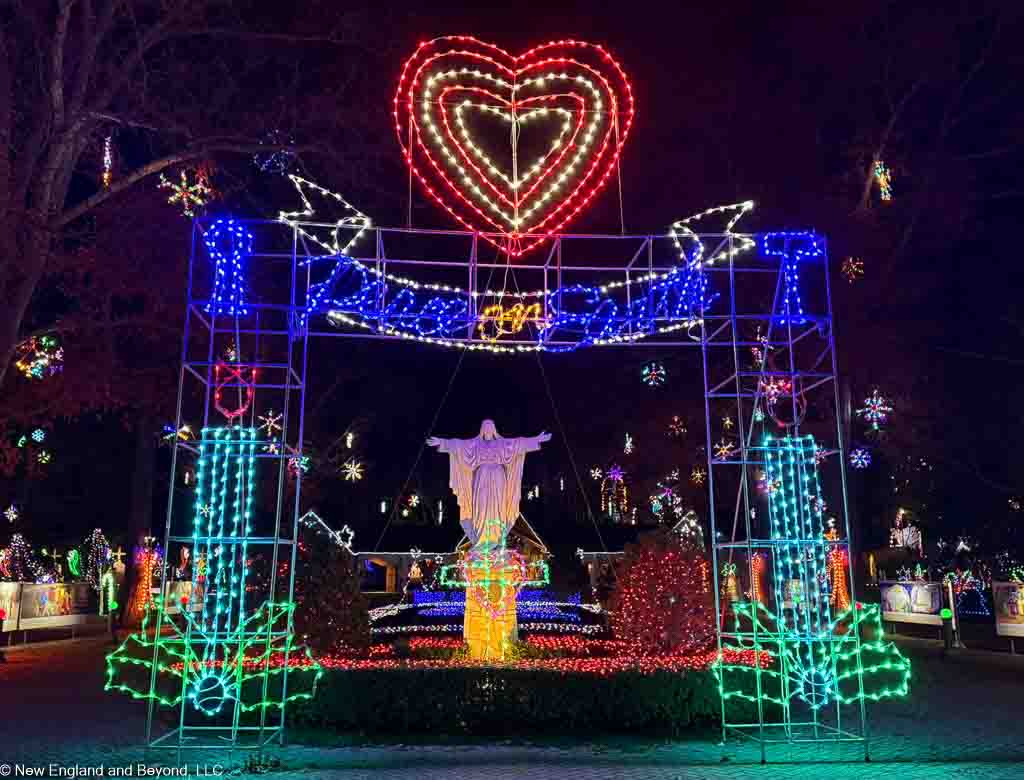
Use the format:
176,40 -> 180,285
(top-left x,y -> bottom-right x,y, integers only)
108,34 -> 898,760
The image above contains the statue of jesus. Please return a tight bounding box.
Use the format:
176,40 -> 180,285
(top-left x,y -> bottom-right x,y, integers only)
427,420 -> 550,546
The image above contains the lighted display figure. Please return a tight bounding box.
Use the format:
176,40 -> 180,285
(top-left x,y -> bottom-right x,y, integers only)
590,467 -> 603,480
341,459 -> 364,482
849,447 -> 871,469
14,334 -> 63,380
601,467 -> 629,523
428,421 -> 551,659
641,361 -> 667,387
4,505 -> 17,523
691,466 -> 706,485
841,256 -> 864,283
668,416 -> 687,437
714,435 -> 910,715
253,130 -> 296,174
203,219 -> 253,317
856,388 -> 893,432
873,160 -> 893,202
158,167 -> 211,217
624,433 -> 634,455
258,410 -> 283,437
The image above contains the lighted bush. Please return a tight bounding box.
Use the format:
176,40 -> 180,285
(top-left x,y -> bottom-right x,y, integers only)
608,529 -> 715,654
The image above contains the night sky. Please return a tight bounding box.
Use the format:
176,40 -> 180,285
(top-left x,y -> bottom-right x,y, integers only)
6,2 -> 1021,567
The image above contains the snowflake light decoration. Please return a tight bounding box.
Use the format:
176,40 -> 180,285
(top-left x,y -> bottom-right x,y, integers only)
690,466 -> 706,485
841,256 -> 864,283
849,447 -> 871,469
408,494 -> 420,507
606,464 -> 625,482
4,505 -> 18,523
641,361 -> 667,387
288,455 -> 311,478
14,334 -> 63,380
590,467 -> 603,480
158,167 -> 212,217
722,416 -> 734,431
857,388 -> 893,431
667,416 -> 687,438
341,459 -> 364,482
31,428 -> 45,443
258,410 -> 283,437
624,434 -> 634,455
713,438 -> 735,459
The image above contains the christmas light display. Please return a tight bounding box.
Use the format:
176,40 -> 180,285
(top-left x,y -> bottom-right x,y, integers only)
106,427 -> 322,719
721,563 -> 740,603
945,571 -> 990,617
66,549 -> 81,577
841,256 -> 864,283
341,459 -> 364,481
590,467 -> 602,480
257,410 -> 283,437
690,466 -> 706,485
722,416 -> 734,431
849,447 -> 871,469
31,428 -> 45,443
253,130 -> 296,174
158,167 -> 211,217
213,362 -> 255,421
101,135 -> 114,188
408,494 -> 420,507
126,543 -> 162,624
84,528 -> 111,592
873,160 -> 893,202
36,450 -> 51,465
641,361 -> 666,387
713,438 -> 735,460
345,432 -> 355,449
623,433 -> 634,455
317,252 -> 710,353
856,388 -> 893,432
609,533 -> 714,654
477,302 -> 545,342
4,534 -> 47,581
714,435 -> 911,714
760,232 -> 823,325
601,466 -> 628,522
890,508 -> 923,555
394,36 -> 635,256
667,416 -> 686,437
203,218 -> 253,317
13,334 -> 63,380
750,552 -> 768,605
99,569 -> 118,615
299,510 -> 355,552
4,505 -> 17,523
288,455 -> 311,478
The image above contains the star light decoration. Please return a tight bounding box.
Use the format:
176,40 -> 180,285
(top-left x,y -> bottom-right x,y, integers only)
258,411 -> 283,437
856,388 -> 893,431
841,256 -> 864,283
341,459 -> 364,482
4,505 -> 18,523
641,361 -> 667,387
714,438 -> 736,460
849,447 -> 871,469
667,416 -> 687,438
158,167 -> 212,217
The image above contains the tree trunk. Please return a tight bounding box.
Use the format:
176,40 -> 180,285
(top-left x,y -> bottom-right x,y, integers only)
0,226 -> 50,387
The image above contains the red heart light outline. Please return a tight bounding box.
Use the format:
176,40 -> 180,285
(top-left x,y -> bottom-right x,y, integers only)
395,36 -> 635,257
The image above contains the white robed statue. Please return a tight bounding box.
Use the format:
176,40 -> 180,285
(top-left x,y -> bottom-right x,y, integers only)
427,420 -> 551,547
427,420 -> 550,659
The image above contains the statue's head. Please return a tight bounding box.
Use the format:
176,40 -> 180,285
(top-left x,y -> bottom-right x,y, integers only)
479,419 -> 500,440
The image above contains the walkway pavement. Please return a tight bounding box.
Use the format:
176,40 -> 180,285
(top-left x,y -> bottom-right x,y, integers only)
0,635 -> 1021,779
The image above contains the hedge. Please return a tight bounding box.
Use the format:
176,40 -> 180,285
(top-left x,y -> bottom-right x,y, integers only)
290,667 -> 752,736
